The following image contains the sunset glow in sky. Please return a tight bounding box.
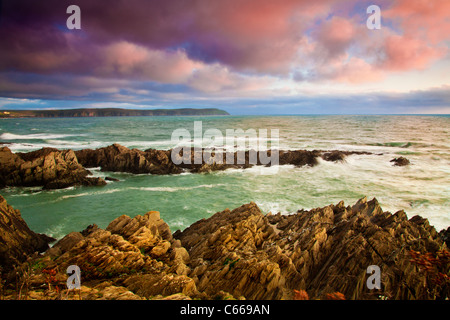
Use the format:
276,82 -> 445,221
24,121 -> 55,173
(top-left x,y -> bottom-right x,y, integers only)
0,0 -> 449,114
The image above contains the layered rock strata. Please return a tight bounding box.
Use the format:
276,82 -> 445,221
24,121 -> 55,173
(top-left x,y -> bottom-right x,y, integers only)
0,195 -> 54,272
0,146 -> 106,189
0,144 -> 375,189
75,144 -> 372,175
0,195 -> 447,300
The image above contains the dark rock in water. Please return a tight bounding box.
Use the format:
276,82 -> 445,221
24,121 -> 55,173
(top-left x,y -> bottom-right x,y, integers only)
75,144 -> 182,175
0,146 -> 106,190
1,144 -> 377,189
279,149 -> 320,166
390,156 -> 410,166
321,150 -> 347,162
105,176 -> 120,182
76,144 -> 376,175
0,195 -> 55,272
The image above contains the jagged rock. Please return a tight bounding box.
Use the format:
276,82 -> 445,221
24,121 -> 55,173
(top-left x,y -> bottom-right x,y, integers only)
46,211 -> 179,280
82,283 -> 145,300
175,198 -> 448,300
1,144 -> 376,189
390,156 -> 410,166
278,150 -> 320,167
76,144 -> 374,175
123,273 -> 197,298
19,208 -> 196,299
439,227 -> 450,247
75,144 -> 181,175
0,195 -> 54,272
321,150 -> 372,163
0,146 -> 106,189
1,194 -> 447,300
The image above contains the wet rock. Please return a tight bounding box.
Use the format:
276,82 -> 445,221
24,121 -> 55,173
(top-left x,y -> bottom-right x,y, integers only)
75,144 -> 181,175
0,146 -> 106,189
321,150 -> 347,162
105,176 -> 119,182
390,156 -> 410,166
76,144 -> 375,174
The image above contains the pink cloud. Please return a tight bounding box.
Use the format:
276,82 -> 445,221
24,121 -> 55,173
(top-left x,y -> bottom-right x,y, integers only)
314,16 -> 357,60
0,0 -> 449,95
379,35 -> 446,71
97,41 -> 202,83
384,0 -> 450,44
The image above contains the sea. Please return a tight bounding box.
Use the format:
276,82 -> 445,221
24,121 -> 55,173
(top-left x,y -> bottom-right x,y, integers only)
0,115 -> 449,240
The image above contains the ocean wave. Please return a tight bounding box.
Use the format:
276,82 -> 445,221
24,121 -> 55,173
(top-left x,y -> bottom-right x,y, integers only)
255,199 -> 296,215
3,141 -> 105,152
60,192 -> 90,200
133,184 -> 226,192
0,132 -> 81,140
215,164 -> 296,176
119,140 -> 177,149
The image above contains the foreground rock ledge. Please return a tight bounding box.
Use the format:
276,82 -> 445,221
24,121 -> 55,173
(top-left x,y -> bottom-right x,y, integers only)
0,195 -> 448,300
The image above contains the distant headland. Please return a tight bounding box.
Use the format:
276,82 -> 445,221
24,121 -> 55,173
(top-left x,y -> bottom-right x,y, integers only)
0,108 -> 230,118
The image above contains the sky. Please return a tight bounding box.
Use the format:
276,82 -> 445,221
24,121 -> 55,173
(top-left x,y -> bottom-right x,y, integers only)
0,0 -> 449,115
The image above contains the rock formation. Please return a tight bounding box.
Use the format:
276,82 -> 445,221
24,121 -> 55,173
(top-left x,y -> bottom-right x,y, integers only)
74,144 -> 181,175
0,195 -> 54,273
76,144 -> 372,175
390,156 -> 410,166
0,146 -> 106,189
0,144 -> 375,189
0,195 -> 447,300
175,198 -> 448,300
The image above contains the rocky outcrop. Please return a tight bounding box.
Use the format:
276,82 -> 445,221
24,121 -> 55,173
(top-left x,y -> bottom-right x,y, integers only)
0,146 -> 106,189
390,156 -> 410,166
1,195 -> 447,300
175,198 -> 448,300
76,144 -> 373,175
33,209 -> 197,299
0,195 -> 54,272
0,144 -> 374,189
75,144 -> 181,175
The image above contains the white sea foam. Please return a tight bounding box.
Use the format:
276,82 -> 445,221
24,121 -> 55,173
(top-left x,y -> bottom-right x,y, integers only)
4,115 -> 448,240
3,141 -> 105,152
215,164 -> 295,176
255,200 -> 296,215
118,140 -> 177,150
0,132 -> 80,140
134,184 -> 225,192
58,188 -> 123,200
60,192 -> 90,200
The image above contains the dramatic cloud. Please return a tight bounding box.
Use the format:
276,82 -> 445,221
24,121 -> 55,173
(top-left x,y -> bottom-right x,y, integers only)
0,0 -> 449,113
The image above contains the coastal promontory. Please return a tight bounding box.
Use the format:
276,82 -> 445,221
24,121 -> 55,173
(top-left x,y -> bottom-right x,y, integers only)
0,108 -> 229,118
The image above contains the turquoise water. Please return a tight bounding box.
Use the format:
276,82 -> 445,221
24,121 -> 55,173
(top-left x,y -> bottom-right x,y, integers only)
1,115 -> 449,238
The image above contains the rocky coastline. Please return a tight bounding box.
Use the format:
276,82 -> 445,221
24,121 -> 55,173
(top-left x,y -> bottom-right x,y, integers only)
0,143 -> 377,190
1,143 -> 441,300
0,194 -> 448,300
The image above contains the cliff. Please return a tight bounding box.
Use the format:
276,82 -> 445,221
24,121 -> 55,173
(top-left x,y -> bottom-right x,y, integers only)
0,108 -> 229,118
0,195 -> 448,300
